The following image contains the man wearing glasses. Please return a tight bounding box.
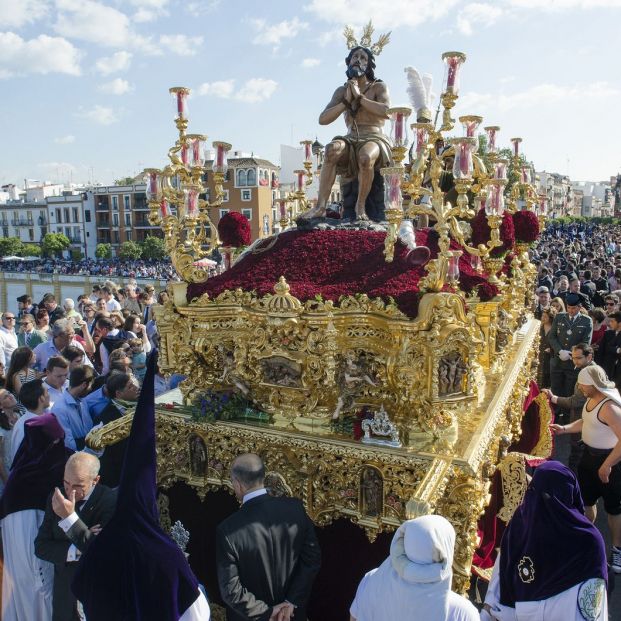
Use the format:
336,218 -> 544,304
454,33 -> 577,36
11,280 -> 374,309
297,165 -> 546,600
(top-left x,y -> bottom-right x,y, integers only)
0,312 -> 18,367
17,314 -> 48,350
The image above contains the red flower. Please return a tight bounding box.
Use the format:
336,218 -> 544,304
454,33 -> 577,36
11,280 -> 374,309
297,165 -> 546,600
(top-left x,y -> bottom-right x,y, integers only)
187,228 -> 499,319
477,282 -> 499,301
512,210 -> 540,243
471,209 -> 515,257
218,211 -> 251,247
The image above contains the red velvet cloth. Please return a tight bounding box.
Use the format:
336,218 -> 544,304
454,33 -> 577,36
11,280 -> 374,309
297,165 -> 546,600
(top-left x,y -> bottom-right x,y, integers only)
472,381 -> 548,573
188,229 -> 499,318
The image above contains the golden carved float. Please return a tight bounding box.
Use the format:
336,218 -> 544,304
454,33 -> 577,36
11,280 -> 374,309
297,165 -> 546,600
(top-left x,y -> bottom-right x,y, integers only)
88,23 -> 551,598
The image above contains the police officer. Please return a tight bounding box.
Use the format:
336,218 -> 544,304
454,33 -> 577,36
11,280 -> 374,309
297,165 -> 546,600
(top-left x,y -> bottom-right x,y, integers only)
548,292 -> 593,421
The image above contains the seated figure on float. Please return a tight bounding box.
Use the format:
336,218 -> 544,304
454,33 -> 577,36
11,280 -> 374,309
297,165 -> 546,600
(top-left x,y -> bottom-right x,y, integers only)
303,38 -> 392,222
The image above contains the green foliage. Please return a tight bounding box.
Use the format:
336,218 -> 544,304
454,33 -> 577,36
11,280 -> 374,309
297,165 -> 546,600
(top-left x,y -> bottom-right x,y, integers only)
20,244 -> 41,257
114,176 -> 137,186
70,248 -> 83,261
119,240 -> 143,260
140,235 -> 167,260
41,233 -> 71,257
0,237 -> 24,257
95,243 -> 112,259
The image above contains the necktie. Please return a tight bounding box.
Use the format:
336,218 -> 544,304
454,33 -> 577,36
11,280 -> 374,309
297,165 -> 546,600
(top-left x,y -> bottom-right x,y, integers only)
25,332 -> 30,346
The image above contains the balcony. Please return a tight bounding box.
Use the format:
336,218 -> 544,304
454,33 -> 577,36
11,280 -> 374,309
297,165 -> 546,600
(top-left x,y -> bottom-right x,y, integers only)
11,219 -> 34,227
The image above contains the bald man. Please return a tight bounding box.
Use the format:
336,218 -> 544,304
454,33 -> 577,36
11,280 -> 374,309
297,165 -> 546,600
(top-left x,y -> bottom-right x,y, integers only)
216,454 -> 321,621
35,453 -> 117,621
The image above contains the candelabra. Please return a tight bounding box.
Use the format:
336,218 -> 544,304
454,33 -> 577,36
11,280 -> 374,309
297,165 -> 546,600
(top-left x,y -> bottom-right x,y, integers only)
145,86 -> 231,283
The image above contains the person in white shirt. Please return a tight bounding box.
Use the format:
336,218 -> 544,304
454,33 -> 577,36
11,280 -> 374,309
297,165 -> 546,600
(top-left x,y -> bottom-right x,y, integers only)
43,356 -> 69,409
33,319 -> 93,372
0,312 -> 19,367
51,366 -> 96,451
102,287 -> 121,313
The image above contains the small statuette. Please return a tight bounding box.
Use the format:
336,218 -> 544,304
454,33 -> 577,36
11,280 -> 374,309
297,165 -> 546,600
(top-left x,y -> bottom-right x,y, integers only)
361,406 -> 401,448
170,520 -> 190,553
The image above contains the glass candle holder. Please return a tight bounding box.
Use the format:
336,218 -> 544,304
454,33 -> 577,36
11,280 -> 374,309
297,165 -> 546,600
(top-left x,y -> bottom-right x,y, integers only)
459,115 -> 483,138
180,141 -> 189,166
279,200 -> 288,220
485,180 -> 506,215
381,167 -> 403,211
451,137 -> 476,180
159,198 -> 171,219
294,170 -> 306,192
411,123 -> 431,158
521,166 -> 532,185
300,140 -> 313,164
484,126 -> 500,154
494,159 -> 508,180
169,87 -> 190,120
388,107 -> 412,148
538,195 -> 548,216
212,141 -> 231,175
448,251 -> 462,282
472,254 -> 483,273
442,51 -> 466,95
144,169 -> 162,201
186,134 -> 207,167
184,187 -> 200,218
511,137 -> 522,158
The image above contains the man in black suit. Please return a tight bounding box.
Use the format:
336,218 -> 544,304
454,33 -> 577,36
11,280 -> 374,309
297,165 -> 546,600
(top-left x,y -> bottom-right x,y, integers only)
216,454 -> 321,621
35,452 -> 117,621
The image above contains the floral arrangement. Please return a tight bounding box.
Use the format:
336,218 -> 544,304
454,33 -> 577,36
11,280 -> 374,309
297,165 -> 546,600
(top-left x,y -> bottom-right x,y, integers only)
195,390 -> 267,422
217,211 -> 251,248
188,228 -> 498,319
512,210 -> 540,244
470,209 -> 515,257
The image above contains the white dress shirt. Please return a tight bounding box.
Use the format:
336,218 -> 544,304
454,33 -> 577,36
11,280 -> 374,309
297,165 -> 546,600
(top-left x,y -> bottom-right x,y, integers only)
242,488 -> 267,505
0,326 -> 18,366
58,486 -> 97,562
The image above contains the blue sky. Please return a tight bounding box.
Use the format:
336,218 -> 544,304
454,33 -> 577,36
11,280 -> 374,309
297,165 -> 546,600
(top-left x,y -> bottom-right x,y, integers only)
1,0 -> 620,186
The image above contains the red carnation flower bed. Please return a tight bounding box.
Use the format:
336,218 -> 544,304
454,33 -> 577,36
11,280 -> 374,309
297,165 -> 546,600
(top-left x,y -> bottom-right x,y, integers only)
187,229 -> 498,318
512,210 -> 540,243
218,211 -> 251,247
471,209 -> 515,257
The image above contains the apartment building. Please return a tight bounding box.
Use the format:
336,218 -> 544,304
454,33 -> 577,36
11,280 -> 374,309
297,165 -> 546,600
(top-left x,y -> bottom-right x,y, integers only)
0,201 -> 48,246
47,192 -> 97,258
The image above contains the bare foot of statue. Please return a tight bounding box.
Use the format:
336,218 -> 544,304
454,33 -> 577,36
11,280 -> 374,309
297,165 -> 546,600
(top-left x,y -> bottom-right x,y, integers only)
355,205 -> 369,221
299,204 -> 327,220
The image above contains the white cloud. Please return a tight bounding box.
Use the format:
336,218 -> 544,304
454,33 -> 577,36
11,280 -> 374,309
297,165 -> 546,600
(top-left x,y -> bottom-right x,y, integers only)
95,50 -> 132,75
305,0 -> 459,30
301,57 -> 321,68
128,0 -> 170,22
54,0 -> 131,47
508,0 -> 621,8
251,17 -> 308,47
54,135 -> 75,144
197,78 -> 278,103
457,3 -> 503,35
78,104 -> 119,125
197,79 -> 235,97
0,32 -> 81,78
0,0 -> 49,28
186,0 -> 220,17
458,81 -> 620,113
159,34 -> 203,56
98,77 -> 132,95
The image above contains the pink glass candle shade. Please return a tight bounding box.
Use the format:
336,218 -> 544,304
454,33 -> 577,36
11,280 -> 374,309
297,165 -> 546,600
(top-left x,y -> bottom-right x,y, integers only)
485,126 -> 500,154
145,171 -> 161,200
538,195 -> 548,216
511,137 -> 522,158
188,137 -> 206,167
452,139 -> 474,180
485,183 -> 506,216
442,52 -> 466,95
494,160 -> 507,180
389,108 -> 411,149
181,143 -> 189,166
185,188 -> 199,218
460,116 -> 482,138
170,88 -> 189,120
413,125 -> 429,157
212,142 -> 230,174
302,141 -> 312,163
159,198 -> 171,219
383,169 -> 403,211
521,167 -> 532,184
279,201 -> 287,219
295,171 -> 305,192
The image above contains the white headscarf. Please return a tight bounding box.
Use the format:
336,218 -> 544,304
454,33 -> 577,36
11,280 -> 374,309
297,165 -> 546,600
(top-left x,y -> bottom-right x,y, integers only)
577,365 -> 621,408
350,515 -> 476,621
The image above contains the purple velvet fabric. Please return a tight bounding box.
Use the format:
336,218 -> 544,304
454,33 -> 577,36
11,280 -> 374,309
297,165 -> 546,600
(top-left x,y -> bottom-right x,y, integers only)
0,413 -> 72,519
72,351 -> 200,620
499,460 -> 607,605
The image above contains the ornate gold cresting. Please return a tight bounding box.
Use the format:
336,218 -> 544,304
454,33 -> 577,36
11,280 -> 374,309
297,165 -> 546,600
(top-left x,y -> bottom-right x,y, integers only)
144,87 -> 231,283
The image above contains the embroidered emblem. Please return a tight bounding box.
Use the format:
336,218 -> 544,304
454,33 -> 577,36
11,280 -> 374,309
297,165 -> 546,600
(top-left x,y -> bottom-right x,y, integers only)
517,556 -> 535,583
578,578 -> 605,621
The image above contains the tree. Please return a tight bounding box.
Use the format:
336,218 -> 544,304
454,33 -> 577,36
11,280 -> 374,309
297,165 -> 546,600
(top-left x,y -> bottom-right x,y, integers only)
0,237 -> 24,257
95,243 -> 112,259
114,176 -> 137,186
70,248 -> 83,261
140,235 -> 167,260
40,233 -> 70,258
119,240 -> 143,260
21,244 -> 41,257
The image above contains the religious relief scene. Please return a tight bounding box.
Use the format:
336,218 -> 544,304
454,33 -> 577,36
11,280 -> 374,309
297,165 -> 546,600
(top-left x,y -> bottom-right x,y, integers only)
2,4 -> 619,621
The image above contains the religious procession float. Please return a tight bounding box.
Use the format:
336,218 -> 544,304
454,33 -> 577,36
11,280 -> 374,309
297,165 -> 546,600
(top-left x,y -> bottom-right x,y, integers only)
89,22 -> 553,619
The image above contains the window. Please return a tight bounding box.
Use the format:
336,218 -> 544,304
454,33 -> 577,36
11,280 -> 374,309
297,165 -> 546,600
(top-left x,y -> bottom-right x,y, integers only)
241,189 -> 251,201
64,208 -> 70,223
246,169 -> 256,186
72,207 -> 79,222
113,231 -> 120,244
126,230 -> 132,241
56,208 -> 62,223
41,227 -> 47,236
2,227 -> 8,237
28,229 -> 34,241
242,209 -> 252,221
85,210 -> 91,223
124,195 -> 130,210
236,169 -> 247,187
65,226 -> 71,238
219,209 -> 230,219
125,212 -> 131,226
222,190 -> 229,202
113,213 -> 119,227
112,196 -> 119,210
73,227 -> 80,241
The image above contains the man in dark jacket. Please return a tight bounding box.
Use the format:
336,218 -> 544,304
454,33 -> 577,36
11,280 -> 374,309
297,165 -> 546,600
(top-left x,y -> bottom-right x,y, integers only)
217,454 -> 321,621
35,453 -> 117,621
